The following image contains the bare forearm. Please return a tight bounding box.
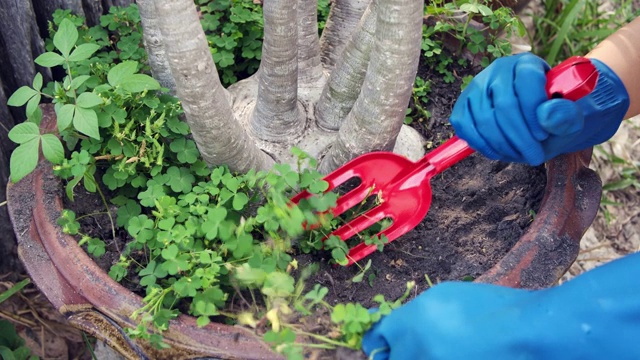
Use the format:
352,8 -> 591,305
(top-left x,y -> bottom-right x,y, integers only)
586,16 -> 640,119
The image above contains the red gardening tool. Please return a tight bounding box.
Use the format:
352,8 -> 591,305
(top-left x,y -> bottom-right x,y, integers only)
291,56 -> 599,265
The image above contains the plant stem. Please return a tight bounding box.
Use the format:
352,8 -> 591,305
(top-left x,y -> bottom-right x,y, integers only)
81,332 -> 98,360
85,175 -> 118,252
76,211 -> 110,221
283,325 -> 352,349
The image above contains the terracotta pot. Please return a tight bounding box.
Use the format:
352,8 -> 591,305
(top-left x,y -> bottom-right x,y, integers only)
7,105 -> 602,359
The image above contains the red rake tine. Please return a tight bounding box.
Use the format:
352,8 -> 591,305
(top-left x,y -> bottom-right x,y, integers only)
340,139 -> 472,265
291,152 -> 415,218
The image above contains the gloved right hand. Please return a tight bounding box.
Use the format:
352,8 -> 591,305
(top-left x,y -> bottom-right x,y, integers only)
362,252 -> 640,360
450,53 -> 630,165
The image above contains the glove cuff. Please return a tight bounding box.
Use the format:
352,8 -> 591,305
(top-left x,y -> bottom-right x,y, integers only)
588,58 -> 630,119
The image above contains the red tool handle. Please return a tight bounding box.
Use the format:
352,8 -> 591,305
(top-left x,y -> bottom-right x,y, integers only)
424,56 -> 599,173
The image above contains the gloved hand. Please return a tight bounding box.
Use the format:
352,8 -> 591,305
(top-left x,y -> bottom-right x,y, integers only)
362,252 -> 640,360
449,53 -> 630,165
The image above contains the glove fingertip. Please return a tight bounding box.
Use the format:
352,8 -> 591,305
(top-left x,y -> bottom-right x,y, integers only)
520,142 -> 546,166
361,332 -> 389,359
537,99 -> 584,136
514,52 -> 550,72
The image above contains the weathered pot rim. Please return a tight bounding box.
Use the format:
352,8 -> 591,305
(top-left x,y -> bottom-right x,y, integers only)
7,105 -> 602,359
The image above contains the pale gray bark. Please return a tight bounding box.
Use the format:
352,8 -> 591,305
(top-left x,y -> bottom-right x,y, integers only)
138,0 -> 176,94
320,0 -> 423,172
250,0 -> 304,142
319,0 -> 370,68
155,0 -> 273,173
315,0 -> 376,130
297,0 -> 323,85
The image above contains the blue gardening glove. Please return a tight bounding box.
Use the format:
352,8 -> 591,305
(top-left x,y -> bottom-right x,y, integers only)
362,252 -> 640,360
450,53 -> 630,165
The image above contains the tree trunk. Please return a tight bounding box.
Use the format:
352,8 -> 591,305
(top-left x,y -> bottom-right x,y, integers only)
138,0 -> 176,93
144,0 -> 426,175
153,0 -> 274,173
316,0 -> 377,130
319,0 -> 370,69
250,0 -> 304,142
320,0 -> 423,171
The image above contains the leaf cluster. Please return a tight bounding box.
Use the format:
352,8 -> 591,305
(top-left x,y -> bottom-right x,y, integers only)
530,0 -> 638,65
7,4 -> 414,358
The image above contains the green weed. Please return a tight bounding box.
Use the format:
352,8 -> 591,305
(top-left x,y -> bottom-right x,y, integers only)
530,0 -> 639,65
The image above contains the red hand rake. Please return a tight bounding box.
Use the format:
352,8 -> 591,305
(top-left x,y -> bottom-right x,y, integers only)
292,56 -> 599,265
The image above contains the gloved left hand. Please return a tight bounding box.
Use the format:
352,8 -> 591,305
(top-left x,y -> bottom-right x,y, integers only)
361,252 -> 640,360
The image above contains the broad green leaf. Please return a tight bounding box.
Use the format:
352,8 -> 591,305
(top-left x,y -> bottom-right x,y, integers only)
41,134 -> 65,164
262,272 -> 295,298
128,215 -> 154,236
232,193 -> 249,211
68,43 -> 100,62
107,61 -> 138,87
0,346 -> 16,360
7,86 -> 37,107
331,303 -> 346,323
201,207 -> 227,239
8,122 -> 39,144
53,18 -> 78,57
459,3 -> 478,13
196,316 -> 210,327
66,175 -> 82,201
73,107 -> 100,139
116,200 -> 142,227
10,139 -> 40,183
477,4 -> 493,15
234,263 -> 266,286
120,74 -> 161,93
56,104 -> 75,131
32,73 -> 43,91
27,104 -> 43,125
26,94 -> 41,117
304,284 -> 328,305
76,92 -> 103,108
71,75 -> 91,90
109,264 -> 127,281
34,52 -> 65,67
